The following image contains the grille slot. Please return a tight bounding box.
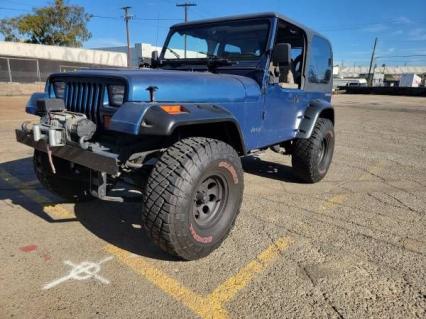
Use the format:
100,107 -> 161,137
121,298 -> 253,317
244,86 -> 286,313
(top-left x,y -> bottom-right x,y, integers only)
64,81 -> 103,124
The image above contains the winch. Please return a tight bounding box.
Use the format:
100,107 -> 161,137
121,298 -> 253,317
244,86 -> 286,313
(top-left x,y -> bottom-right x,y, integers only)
23,98 -> 96,148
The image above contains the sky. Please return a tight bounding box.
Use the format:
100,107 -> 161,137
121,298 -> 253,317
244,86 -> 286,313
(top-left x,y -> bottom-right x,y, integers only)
1,0 -> 426,66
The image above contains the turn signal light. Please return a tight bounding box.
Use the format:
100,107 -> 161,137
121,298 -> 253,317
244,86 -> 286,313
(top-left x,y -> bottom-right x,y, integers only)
161,105 -> 185,114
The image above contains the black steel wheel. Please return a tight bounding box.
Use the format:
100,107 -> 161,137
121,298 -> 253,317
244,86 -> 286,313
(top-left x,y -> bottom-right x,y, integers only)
142,137 -> 244,260
292,118 -> 335,183
193,175 -> 229,228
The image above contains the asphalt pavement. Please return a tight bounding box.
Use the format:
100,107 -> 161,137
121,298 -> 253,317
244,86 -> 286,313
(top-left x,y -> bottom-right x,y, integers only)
0,94 -> 425,318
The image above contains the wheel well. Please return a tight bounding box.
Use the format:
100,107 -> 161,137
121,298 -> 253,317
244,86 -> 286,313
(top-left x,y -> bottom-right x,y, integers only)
172,122 -> 245,155
319,108 -> 334,124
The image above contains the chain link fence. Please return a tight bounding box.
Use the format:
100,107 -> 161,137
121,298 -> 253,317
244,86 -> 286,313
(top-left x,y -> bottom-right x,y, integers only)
0,56 -> 106,83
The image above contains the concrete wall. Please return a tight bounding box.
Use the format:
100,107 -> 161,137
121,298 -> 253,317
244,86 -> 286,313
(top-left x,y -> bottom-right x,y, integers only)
0,41 -> 127,67
0,82 -> 44,96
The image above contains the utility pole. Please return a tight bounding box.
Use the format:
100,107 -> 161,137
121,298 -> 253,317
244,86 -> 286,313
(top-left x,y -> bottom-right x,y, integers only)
367,37 -> 378,87
176,2 -> 197,58
121,6 -> 133,67
176,2 -> 197,22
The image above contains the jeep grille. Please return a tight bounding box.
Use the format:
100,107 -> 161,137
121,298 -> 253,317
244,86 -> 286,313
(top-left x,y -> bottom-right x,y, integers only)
64,81 -> 104,124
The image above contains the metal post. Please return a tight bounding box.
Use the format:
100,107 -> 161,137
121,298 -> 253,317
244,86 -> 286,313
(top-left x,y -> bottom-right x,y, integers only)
36,59 -> 41,82
121,6 -> 133,67
176,2 -> 197,58
6,58 -> 12,82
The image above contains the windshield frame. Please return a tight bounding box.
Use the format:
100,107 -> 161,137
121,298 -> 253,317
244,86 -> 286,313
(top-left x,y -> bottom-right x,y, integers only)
159,17 -> 275,68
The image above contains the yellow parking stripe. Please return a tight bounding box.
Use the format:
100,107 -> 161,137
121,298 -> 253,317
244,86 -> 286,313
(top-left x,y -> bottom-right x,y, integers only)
322,193 -> 347,210
209,236 -> 292,305
105,236 -> 292,319
321,162 -> 384,210
105,244 -> 229,319
0,169 -> 74,219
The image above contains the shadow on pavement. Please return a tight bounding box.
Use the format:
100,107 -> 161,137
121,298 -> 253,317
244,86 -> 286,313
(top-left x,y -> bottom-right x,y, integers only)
0,155 -> 300,260
242,156 -> 300,183
0,157 -> 175,261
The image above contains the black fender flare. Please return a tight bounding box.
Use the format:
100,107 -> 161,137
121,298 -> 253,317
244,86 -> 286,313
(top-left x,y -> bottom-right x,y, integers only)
139,104 -> 247,154
296,99 -> 334,139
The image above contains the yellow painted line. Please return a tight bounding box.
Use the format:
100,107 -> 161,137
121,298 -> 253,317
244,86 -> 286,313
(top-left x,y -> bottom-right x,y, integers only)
43,204 -> 75,219
0,169 -> 74,219
105,236 -> 292,319
322,162 -> 384,210
105,244 -> 229,319
209,236 -> 292,305
22,179 -> 40,186
322,193 -> 347,210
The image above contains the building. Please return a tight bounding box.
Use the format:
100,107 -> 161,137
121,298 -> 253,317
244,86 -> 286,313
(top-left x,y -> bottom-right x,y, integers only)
95,43 -> 162,67
0,41 -> 127,83
334,65 -> 426,87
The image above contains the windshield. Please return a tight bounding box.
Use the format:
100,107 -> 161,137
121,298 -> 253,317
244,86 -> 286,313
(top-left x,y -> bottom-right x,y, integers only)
162,19 -> 270,62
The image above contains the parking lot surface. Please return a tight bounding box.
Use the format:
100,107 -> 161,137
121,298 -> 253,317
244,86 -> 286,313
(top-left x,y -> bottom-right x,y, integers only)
0,94 -> 425,318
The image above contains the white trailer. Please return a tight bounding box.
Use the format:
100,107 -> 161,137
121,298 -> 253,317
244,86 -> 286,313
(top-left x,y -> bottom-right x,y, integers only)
399,74 -> 422,87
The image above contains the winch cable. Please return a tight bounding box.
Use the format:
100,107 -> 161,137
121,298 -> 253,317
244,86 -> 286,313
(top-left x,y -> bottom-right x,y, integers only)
46,144 -> 56,174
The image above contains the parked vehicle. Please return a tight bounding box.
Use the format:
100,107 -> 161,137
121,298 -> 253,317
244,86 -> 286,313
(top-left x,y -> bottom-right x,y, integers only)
399,73 -> 422,87
16,12 -> 335,260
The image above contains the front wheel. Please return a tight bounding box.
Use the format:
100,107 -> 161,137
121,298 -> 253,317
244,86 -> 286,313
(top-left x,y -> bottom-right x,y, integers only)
142,137 -> 244,260
292,118 -> 335,183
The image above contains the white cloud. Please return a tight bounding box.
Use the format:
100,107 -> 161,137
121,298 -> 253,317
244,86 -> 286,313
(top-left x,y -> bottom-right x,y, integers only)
408,28 -> 426,41
85,38 -> 126,49
363,24 -> 389,33
392,16 -> 413,25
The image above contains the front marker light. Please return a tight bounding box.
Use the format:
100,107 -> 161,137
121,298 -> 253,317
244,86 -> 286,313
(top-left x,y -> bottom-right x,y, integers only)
160,105 -> 186,114
53,81 -> 65,98
108,85 -> 125,106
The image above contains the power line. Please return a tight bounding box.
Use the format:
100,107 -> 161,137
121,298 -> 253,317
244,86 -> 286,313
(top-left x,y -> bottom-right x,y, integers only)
91,15 -> 181,21
0,7 -> 28,12
376,54 -> 426,59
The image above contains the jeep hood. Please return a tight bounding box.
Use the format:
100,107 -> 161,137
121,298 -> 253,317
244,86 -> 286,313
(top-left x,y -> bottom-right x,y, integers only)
58,69 -> 261,103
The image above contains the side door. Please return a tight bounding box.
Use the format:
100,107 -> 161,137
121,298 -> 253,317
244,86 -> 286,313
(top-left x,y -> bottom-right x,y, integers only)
263,85 -> 305,144
261,23 -> 307,146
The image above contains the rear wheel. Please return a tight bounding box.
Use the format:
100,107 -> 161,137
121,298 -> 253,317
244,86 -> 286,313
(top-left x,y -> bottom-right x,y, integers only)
33,150 -> 93,202
142,137 -> 244,260
292,118 -> 335,183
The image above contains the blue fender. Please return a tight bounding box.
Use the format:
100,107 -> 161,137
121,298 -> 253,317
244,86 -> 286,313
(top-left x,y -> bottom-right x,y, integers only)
109,102 -> 246,153
296,99 -> 334,139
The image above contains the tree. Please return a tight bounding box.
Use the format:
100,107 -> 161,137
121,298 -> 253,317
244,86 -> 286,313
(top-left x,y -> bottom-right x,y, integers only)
0,0 -> 91,47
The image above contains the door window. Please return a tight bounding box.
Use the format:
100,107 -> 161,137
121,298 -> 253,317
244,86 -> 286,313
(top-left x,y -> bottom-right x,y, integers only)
308,36 -> 332,84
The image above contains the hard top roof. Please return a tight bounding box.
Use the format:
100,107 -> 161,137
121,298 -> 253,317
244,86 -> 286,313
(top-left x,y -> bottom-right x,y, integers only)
171,12 -> 321,38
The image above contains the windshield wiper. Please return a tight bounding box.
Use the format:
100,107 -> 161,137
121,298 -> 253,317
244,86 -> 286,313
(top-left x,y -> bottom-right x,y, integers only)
207,56 -> 233,69
166,47 -> 180,59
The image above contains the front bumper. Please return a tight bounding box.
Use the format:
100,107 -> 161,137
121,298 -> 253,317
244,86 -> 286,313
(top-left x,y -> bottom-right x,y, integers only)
15,128 -> 119,175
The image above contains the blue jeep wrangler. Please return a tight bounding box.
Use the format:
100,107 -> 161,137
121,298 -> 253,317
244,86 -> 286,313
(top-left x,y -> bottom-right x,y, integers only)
16,13 -> 334,260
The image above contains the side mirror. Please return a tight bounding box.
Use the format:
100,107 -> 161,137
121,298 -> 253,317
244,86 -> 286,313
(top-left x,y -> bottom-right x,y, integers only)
272,43 -> 291,66
151,50 -> 159,68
